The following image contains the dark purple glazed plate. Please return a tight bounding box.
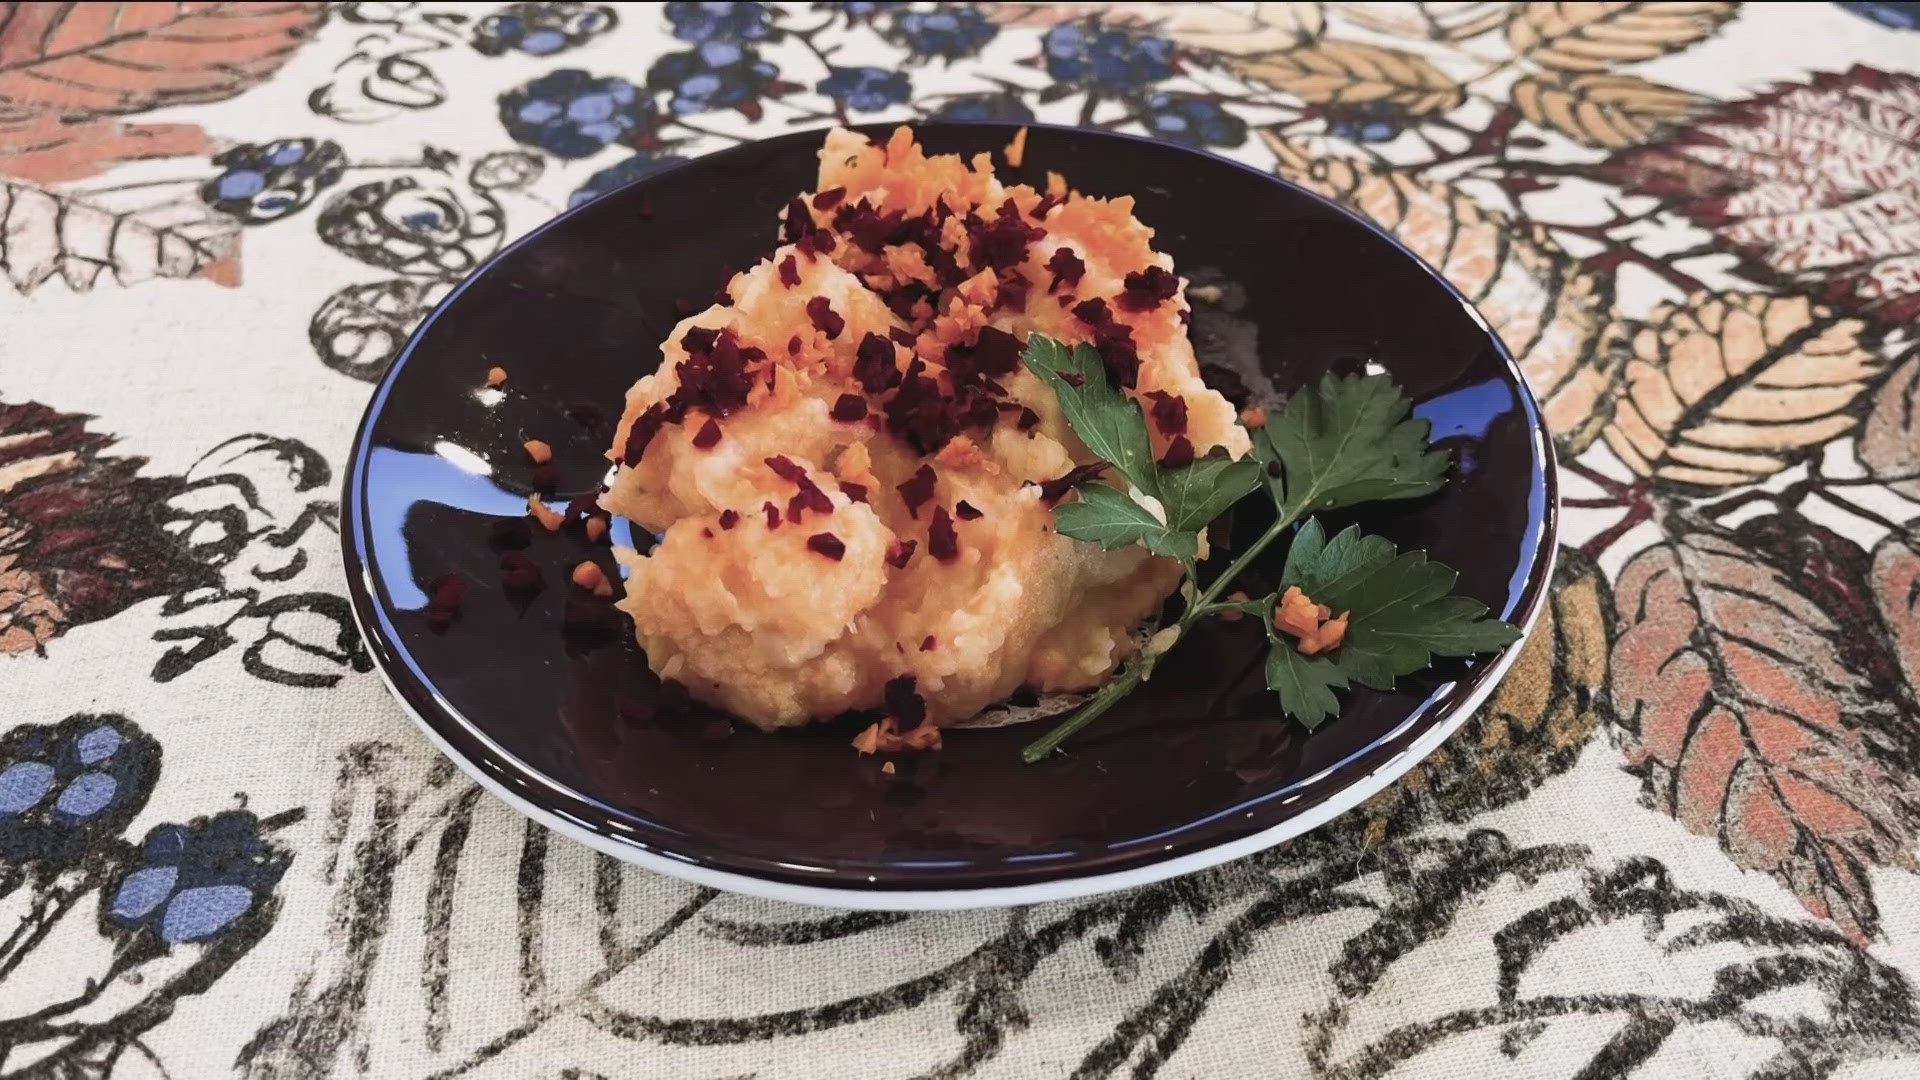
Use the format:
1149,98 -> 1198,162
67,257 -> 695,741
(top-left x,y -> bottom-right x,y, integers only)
341,122 -> 1556,909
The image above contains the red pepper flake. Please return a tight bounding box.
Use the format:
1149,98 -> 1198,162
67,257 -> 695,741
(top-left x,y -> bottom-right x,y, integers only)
968,325 -> 1023,377
1058,371 -> 1085,388
765,455 -> 807,483
806,296 -> 845,340
920,635 -> 936,651
623,402 -> 669,463
691,417 -> 722,449
563,493 -> 599,524
1146,391 -> 1188,435
788,482 -> 834,522
885,674 -> 928,729
839,481 -> 869,503
1096,323 -> 1140,388
1033,193 -> 1063,219
719,508 -> 740,530
425,573 -> 468,632
1046,247 -> 1084,292
1038,461 -> 1108,504
929,506 -> 959,561
806,532 -> 846,561
1017,406 -> 1041,431
681,325 -> 719,353
965,200 -> 1046,272
830,394 -> 868,422
888,326 -> 916,347
782,196 -> 812,242
779,255 -> 801,288
993,271 -> 1029,314
702,528 -> 713,539
764,501 -> 782,529
955,500 -> 982,520
787,334 -> 802,356
499,551 -> 544,592
1119,265 -> 1180,312
897,463 -> 936,518
1072,297 -> 1112,326
488,517 -> 533,550
1160,435 -> 1195,468
854,332 -> 901,392
812,186 -> 846,210
886,359 -> 963,454
885,539 -> 917,568
795,227 -> 837,260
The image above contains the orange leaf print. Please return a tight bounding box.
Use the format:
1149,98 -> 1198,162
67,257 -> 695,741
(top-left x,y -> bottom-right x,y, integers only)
1610,514 -> 1920,940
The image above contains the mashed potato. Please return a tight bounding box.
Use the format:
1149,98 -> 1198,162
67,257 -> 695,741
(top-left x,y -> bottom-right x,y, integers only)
604,127 -> 1250,731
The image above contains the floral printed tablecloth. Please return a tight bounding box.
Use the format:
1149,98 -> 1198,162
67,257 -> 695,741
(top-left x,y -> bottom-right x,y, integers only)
4,2 -> 1920,1077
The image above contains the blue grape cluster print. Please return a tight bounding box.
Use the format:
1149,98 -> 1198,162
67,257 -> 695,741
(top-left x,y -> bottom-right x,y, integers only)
500,69 -> 656,158
569,153 -> 687,207
1041,23 -> 1177,96
1140,93 -> 1249,149
0,714 -> 158,873
201,138 -> 347,224
649,42 -> 786,115
471,2 -> 619,56
104,811 -> 289,945
1325,101 -> 1410,143
0,713 -> 300,1074
883,6 -> 997,61
932,93 -> 1036,124
818,66 -> 912,112
665,1 -> 780,42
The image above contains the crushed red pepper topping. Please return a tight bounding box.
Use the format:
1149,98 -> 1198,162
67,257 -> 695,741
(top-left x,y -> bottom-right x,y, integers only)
763,501 -> 781,529
955,500 -> 982,520
928,506 -> 959,561
1146,390 -> 1188,435
1160,435 -> 1195,468
1071,297 -> 1111,326
1118,265 -> 1179,312
812,186 -> 846,210
1046,247 -> 1084,292
1038,462 -> 1108,504
839,481 -> 869,503
691,417 -> 722,449
718,509 -> 739,530
853,332 -> 901,393
805,296 -> 845,339
806,532 -> 846,561
779,255 -> 801,288
885,538 -> 916,568
897,463 -> 936,518
830,393 -> 868,422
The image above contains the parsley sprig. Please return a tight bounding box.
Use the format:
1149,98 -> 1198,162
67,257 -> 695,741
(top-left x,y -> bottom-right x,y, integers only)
1019,335 -> 1519,763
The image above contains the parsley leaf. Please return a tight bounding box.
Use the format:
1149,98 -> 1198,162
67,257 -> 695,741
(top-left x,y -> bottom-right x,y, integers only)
1053,484 -> 1197,560
1264,643 -> 1349,730
1261,372 -> 1448,517
1158,452 -> 1264,533
1280,519 -> 1521,692
1022,336 -> 1161,497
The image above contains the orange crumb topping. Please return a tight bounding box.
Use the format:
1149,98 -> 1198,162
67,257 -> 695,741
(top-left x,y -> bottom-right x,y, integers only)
485,366 -> 507,388
1004,126 -> 1029,169
1273,586 -> 1347,655
1239,405 -> 1267,429
523,439 -> 552,464
527,495 -> 564,531
571,561 -> 614,597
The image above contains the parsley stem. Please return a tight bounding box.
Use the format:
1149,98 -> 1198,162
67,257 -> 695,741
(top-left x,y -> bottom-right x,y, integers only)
1020,513 -> 1298,763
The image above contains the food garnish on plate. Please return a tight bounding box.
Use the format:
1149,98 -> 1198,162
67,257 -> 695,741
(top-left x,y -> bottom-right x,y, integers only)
600,126 -> 1518,760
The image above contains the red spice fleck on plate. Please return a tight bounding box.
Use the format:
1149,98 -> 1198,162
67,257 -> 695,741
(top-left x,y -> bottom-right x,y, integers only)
955,500 -> 982,520
425,574 -> 468,632
897,463 -> 936,518
1160,435 -> 1195,468
806,532 -> 846,560
805,296 -> 845,339
499,550 -> 543,592
691,417 -> 722,449
928,506 -> 959,561
719,508 -> 740,530
830,393 -> 867,422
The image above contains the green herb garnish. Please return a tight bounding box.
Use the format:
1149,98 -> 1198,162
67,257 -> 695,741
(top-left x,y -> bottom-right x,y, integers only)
1019,335 -> 1519,763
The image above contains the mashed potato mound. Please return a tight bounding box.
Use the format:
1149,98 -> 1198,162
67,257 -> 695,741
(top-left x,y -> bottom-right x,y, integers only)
604,126 -> 1250,731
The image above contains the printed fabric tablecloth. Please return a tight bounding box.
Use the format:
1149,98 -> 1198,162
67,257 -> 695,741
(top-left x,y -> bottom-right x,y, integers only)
4,2 -> 1920,1077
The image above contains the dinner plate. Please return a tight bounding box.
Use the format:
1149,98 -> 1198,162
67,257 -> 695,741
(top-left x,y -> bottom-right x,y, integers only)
341,121 -> 1556,909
